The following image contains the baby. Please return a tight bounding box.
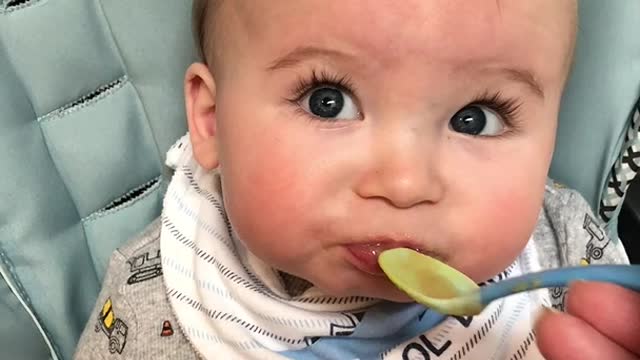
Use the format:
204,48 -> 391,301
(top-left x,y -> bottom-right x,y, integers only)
74,1 -> 638,359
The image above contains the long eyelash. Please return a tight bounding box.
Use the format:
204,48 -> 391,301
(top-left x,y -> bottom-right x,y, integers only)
470,91 -> 523,128
287,69 -> 356,103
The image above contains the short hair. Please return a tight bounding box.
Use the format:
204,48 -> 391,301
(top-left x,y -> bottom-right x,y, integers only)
192,0 -> 218,63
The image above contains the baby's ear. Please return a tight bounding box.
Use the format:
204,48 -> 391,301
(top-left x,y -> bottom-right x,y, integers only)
185,63 -> 219,170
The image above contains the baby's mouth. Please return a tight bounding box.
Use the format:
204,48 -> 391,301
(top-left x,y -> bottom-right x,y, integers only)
346,242 -> 425,276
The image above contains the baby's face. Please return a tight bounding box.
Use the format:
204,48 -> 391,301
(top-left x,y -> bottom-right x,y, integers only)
189,0 -> 575,301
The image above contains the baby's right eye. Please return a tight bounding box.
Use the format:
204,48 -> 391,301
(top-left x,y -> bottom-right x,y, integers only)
299,86 -> 360,121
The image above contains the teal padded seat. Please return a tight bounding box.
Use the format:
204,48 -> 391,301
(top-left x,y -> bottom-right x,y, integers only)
553,1 -> 640,230
0,0 -> 638,359
0,0 -> 193,358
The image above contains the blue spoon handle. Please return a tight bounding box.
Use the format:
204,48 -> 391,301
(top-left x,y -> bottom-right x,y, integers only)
479,265 -> 640,306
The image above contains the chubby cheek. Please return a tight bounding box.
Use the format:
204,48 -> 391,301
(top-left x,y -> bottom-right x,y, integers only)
217,127 -> 322,267
445,125 -> 553,282
456,179 -> 545,282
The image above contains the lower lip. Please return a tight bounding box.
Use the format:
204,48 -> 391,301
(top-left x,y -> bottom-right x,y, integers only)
346,244 -> 394,276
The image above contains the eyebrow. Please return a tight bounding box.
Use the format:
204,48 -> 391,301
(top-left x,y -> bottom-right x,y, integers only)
499,67 -> 545,99
267,46 -> 354,71
268,46 -> 545,99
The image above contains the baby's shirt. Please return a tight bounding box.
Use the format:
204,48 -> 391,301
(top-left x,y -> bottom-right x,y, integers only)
73,138 -> 629,360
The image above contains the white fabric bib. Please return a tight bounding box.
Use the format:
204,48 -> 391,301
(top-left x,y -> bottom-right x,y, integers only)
161,135 -> 550,360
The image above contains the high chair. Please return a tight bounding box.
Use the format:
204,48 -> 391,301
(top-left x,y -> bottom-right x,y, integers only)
0,1 -> 638,358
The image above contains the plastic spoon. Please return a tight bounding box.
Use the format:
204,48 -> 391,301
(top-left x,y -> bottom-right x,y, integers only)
378,248 -> 640,316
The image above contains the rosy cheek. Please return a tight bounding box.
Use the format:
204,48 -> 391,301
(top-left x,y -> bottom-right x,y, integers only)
458,185 -> 543,281
485,198 -> 537,242
220,136 -> 311,251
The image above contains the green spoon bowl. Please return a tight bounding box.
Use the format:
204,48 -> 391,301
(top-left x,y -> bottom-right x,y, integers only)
379,248 -> 640,316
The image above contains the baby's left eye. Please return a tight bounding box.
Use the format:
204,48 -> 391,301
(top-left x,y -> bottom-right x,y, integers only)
449,105 -> 505,136
299,86 -> 360,121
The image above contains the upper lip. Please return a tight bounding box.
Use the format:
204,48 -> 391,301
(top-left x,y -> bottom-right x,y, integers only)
345,235 -> 446,260
347,235 -> 426,252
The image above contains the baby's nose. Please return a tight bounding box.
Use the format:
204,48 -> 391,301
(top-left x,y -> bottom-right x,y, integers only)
354,136 -> 445,209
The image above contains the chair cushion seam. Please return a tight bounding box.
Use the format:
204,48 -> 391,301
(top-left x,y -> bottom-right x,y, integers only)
37,75 -> 128,124
35,120 -> 99,285
0,247 -> 61,359
82,175 -> 163,223
0,247 -> 32,306
96,0 -> 165,167
0,0 -> 44,14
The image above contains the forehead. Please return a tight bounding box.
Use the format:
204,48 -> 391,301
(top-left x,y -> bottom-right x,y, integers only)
216,1 -> 575,91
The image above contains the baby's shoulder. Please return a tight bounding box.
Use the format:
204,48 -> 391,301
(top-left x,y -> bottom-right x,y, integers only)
542,179 -> 593,212
533,180 -> 628,268
115,218 -> 164,290
74,219 -> 198,359
538,179 -> 604,237
93,218 -> 164,293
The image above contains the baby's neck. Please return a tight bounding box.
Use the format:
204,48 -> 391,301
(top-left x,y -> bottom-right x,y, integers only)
279,271 -> 313,297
